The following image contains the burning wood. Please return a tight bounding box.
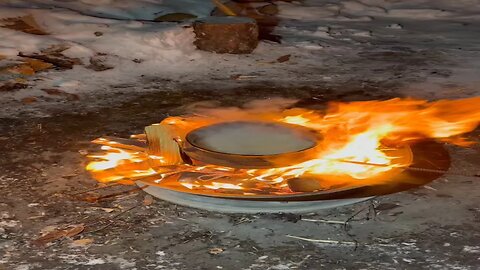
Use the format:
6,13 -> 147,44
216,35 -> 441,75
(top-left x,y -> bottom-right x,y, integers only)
86,97 -> 480,196
145,124 -> 183,166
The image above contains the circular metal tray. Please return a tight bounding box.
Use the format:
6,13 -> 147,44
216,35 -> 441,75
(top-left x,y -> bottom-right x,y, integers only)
138,140 -> 450,213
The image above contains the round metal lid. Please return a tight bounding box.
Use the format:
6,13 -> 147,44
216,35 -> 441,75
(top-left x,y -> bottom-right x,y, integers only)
183,121 -> 321,168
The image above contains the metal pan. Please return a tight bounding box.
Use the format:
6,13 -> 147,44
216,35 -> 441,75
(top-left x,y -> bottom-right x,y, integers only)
183,121 -> 322,168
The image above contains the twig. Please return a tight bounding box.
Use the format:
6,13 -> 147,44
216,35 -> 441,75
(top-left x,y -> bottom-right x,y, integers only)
423,185 -> 438,191
344,203 -> 371,231
86,204 -> 141,234
87,186 -> 146,202
67,183 -> 121,196
286,235 -> 356,246
301,218 -> 346,225
211,0 -> 237,16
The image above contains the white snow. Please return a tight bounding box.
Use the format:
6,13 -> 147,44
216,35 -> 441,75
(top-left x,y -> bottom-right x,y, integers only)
0,0 -> 479,117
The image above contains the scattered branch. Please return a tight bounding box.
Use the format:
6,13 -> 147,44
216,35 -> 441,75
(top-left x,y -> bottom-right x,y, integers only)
86,204 -> 141,234
67,183 -> 121,196
301,218 -> 345,225
286,235 -> 357,246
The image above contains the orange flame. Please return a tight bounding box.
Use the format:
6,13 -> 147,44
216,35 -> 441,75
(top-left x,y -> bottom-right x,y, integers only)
86,97 -> 480,194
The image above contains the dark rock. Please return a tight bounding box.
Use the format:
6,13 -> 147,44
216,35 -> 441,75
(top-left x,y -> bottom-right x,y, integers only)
193,16 -> 259,54
258,4 -> 279,16
87,55 -> 114,72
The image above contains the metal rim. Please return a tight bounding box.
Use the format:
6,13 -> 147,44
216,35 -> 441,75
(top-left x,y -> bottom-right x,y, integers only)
139,139 -> 450,202
137,182 -> 375,213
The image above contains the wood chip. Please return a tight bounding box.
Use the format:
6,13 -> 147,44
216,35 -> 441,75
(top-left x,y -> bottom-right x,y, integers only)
33,224 -> 85,246
21,97 -> 37,104
7,64 -> 35,76
277,54 -> 291,63
145,124 -> 183,166
71,238 -> 94,247
25,58 -> 53,72
209,247 -> 224,255
64,225 -> 85,238
230,74 -> 258,80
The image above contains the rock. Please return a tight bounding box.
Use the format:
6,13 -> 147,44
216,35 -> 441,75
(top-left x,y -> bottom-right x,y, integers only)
154,13 -> 197,23
258,4 -> 279,16
193,16 -> 259,54
210,2 -> 281,43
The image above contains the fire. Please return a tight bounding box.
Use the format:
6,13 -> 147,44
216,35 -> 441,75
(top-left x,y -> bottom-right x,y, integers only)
86,97 -> 480,195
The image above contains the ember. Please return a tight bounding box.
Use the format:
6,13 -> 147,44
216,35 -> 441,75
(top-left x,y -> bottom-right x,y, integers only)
86,97 -> 480,197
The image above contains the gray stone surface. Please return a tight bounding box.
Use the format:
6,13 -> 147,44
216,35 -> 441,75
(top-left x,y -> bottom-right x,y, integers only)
0,85 -> 479,269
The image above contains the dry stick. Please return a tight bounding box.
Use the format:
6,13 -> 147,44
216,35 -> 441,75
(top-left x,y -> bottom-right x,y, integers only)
92,137 -> 146,152
286,234 -> 398,248
67,183 -> 121,196
211,0 -> 237,16
145,124 -> 183,166
86,204 -> 141,234
344,201 -> 376,230
286,235 -> 357,246
301,218 -> 346,225
87,186 -> 146,202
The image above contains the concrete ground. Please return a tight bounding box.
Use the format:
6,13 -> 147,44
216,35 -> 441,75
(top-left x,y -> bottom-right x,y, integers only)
1,84 -> 480,269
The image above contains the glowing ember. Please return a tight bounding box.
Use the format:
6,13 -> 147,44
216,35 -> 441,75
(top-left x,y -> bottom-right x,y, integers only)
86,97 -> 480,195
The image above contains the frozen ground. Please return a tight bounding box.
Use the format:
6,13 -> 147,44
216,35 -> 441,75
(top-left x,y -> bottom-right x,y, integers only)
1,0 -> 480,269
